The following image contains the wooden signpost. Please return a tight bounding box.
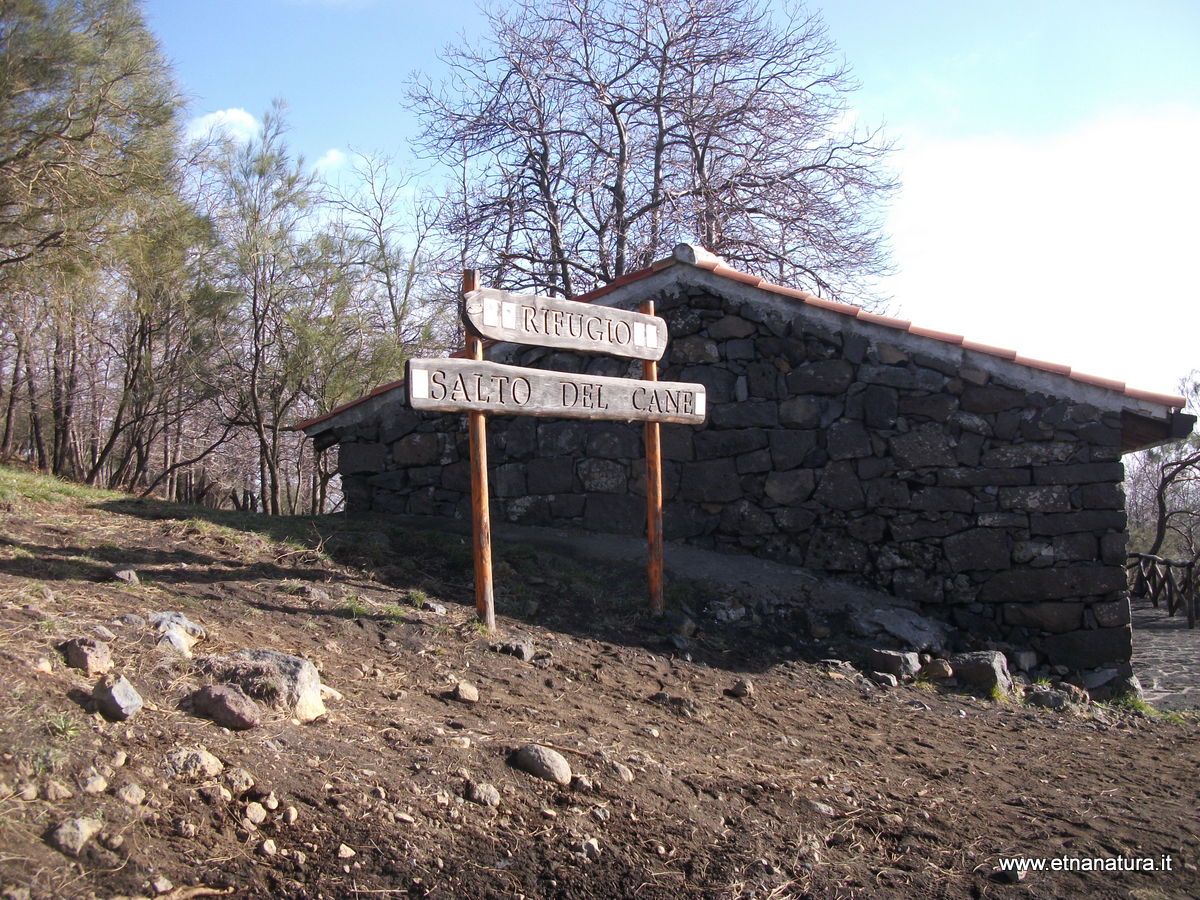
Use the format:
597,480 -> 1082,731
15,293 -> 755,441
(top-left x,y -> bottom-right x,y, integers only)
409,273 -> 706,631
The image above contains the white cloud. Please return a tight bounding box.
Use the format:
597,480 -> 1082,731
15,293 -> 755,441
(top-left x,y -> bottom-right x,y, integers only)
314,148 -> 348,173
883,107 -> 1200,394
186,108 -> 260,144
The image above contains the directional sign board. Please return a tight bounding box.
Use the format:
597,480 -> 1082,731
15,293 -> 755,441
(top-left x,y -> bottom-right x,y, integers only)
463,287 -> 667,361
407,357 -> 705,425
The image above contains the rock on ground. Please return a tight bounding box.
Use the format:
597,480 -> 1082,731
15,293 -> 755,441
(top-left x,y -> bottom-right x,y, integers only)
165,747 -> 224,780
202,649 -> 326,722
191,683 -> 261,730
949,651 -> 1013,694
61,638 -> 111,675
149,611 -> 206,657
511,744 -> 572,786
496,638 -> 536,662
451,681 -> 479,704
863,648 -> 920,679
465,781 -> 501,807
49,817 -> 103,856
93,673 -> 143,721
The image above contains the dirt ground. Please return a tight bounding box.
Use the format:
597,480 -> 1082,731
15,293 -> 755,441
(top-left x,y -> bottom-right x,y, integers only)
0,470 -> 1197,900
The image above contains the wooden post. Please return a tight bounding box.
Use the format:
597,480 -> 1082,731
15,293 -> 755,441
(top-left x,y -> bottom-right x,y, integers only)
464,269 -> 495,633
642,299 -> 664,615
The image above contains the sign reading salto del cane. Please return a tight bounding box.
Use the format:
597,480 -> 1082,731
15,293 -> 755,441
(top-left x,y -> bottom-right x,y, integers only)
407,358 -> 705,424
408,272 -> 707,632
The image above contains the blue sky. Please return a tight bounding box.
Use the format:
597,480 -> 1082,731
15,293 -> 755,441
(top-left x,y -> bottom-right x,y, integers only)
146,0 -> 1200,398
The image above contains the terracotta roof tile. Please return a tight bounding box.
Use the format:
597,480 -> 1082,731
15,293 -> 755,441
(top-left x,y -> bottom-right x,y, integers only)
1069,370 -> 1127,393
1013,355 -> 1073,376
961,340 -> 1018,361
802,296 -> 862,316
855,311 -> 912,331
712,265 -> 765,287
1125,387 -> 1192,407
907,325 -> 964,345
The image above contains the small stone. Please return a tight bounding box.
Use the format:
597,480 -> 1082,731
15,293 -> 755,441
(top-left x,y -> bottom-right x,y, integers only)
263,792 -> 279,810
112,568 -> 140,585
42,780 -> 73,801
61,638 -> 112,675
497,638 -> 536,662
881,813 -> 904,827
511,744 -> 572,786
729,678 -> 754,698
918,659 -> 954,680
33,657 -> 53,674
571,774 -> 595,792
283,806 -> 299,825
803,799 -> 837,818
93,673 -> 143,721
871,671 -> 899,688
165,746 -> 224,780
465,781 -> 501,807
191,683 -> 261,730
422,601 -> 447,615
93,624 -> 117,642
173,818 -> 197,838
115,613 -> 146,629
225,767 -> 255,796
447,736 -> 472,749
152,875 -> 173,894
81,773 -> 108,794
49,817 -> 103,856
582,837 -> 601,859
396,811 -> 415,824
638,725 -> 660,738
111,750 -> 127,768
100,832 -> 124,850
338,843 -> 356,859
606,761 -> 634,784
116,782 -> 146,805
260,838 -> 278,856
17,783 -> 37,801
451,681 -> 479,704
245,802 -> 268,825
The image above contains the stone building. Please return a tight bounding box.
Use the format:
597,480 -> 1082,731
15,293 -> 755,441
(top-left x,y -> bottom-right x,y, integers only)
298,245 -> 1194,673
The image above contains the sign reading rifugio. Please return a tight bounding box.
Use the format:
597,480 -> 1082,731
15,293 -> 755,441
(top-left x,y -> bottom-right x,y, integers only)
407,358 -> 706,424
464,287 -> 667,361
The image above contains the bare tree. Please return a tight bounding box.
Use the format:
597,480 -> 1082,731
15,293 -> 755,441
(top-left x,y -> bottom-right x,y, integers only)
329,153 -> 457,354
408,0 -> 895,302
1126,372 -> 1200,562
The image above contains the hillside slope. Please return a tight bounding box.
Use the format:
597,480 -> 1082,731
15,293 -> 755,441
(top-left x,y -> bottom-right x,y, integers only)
0,466 -> 1196,900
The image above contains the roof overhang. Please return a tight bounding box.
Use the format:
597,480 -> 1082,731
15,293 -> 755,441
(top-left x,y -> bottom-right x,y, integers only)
298,244 -> 1194,457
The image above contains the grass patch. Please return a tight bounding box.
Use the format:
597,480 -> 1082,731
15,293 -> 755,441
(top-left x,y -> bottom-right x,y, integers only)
44,712 -> 81,740
380,603 -> 408,622
1107,694 -> 1188,723
339,596 -> 370,619
0,464 -> 124,507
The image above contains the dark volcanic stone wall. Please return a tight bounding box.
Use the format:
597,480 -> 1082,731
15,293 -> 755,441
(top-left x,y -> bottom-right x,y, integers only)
335,283 -> 1131,671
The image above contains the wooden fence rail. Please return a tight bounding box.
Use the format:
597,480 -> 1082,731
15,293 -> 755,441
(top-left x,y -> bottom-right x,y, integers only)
1127,553 -> 1198,628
